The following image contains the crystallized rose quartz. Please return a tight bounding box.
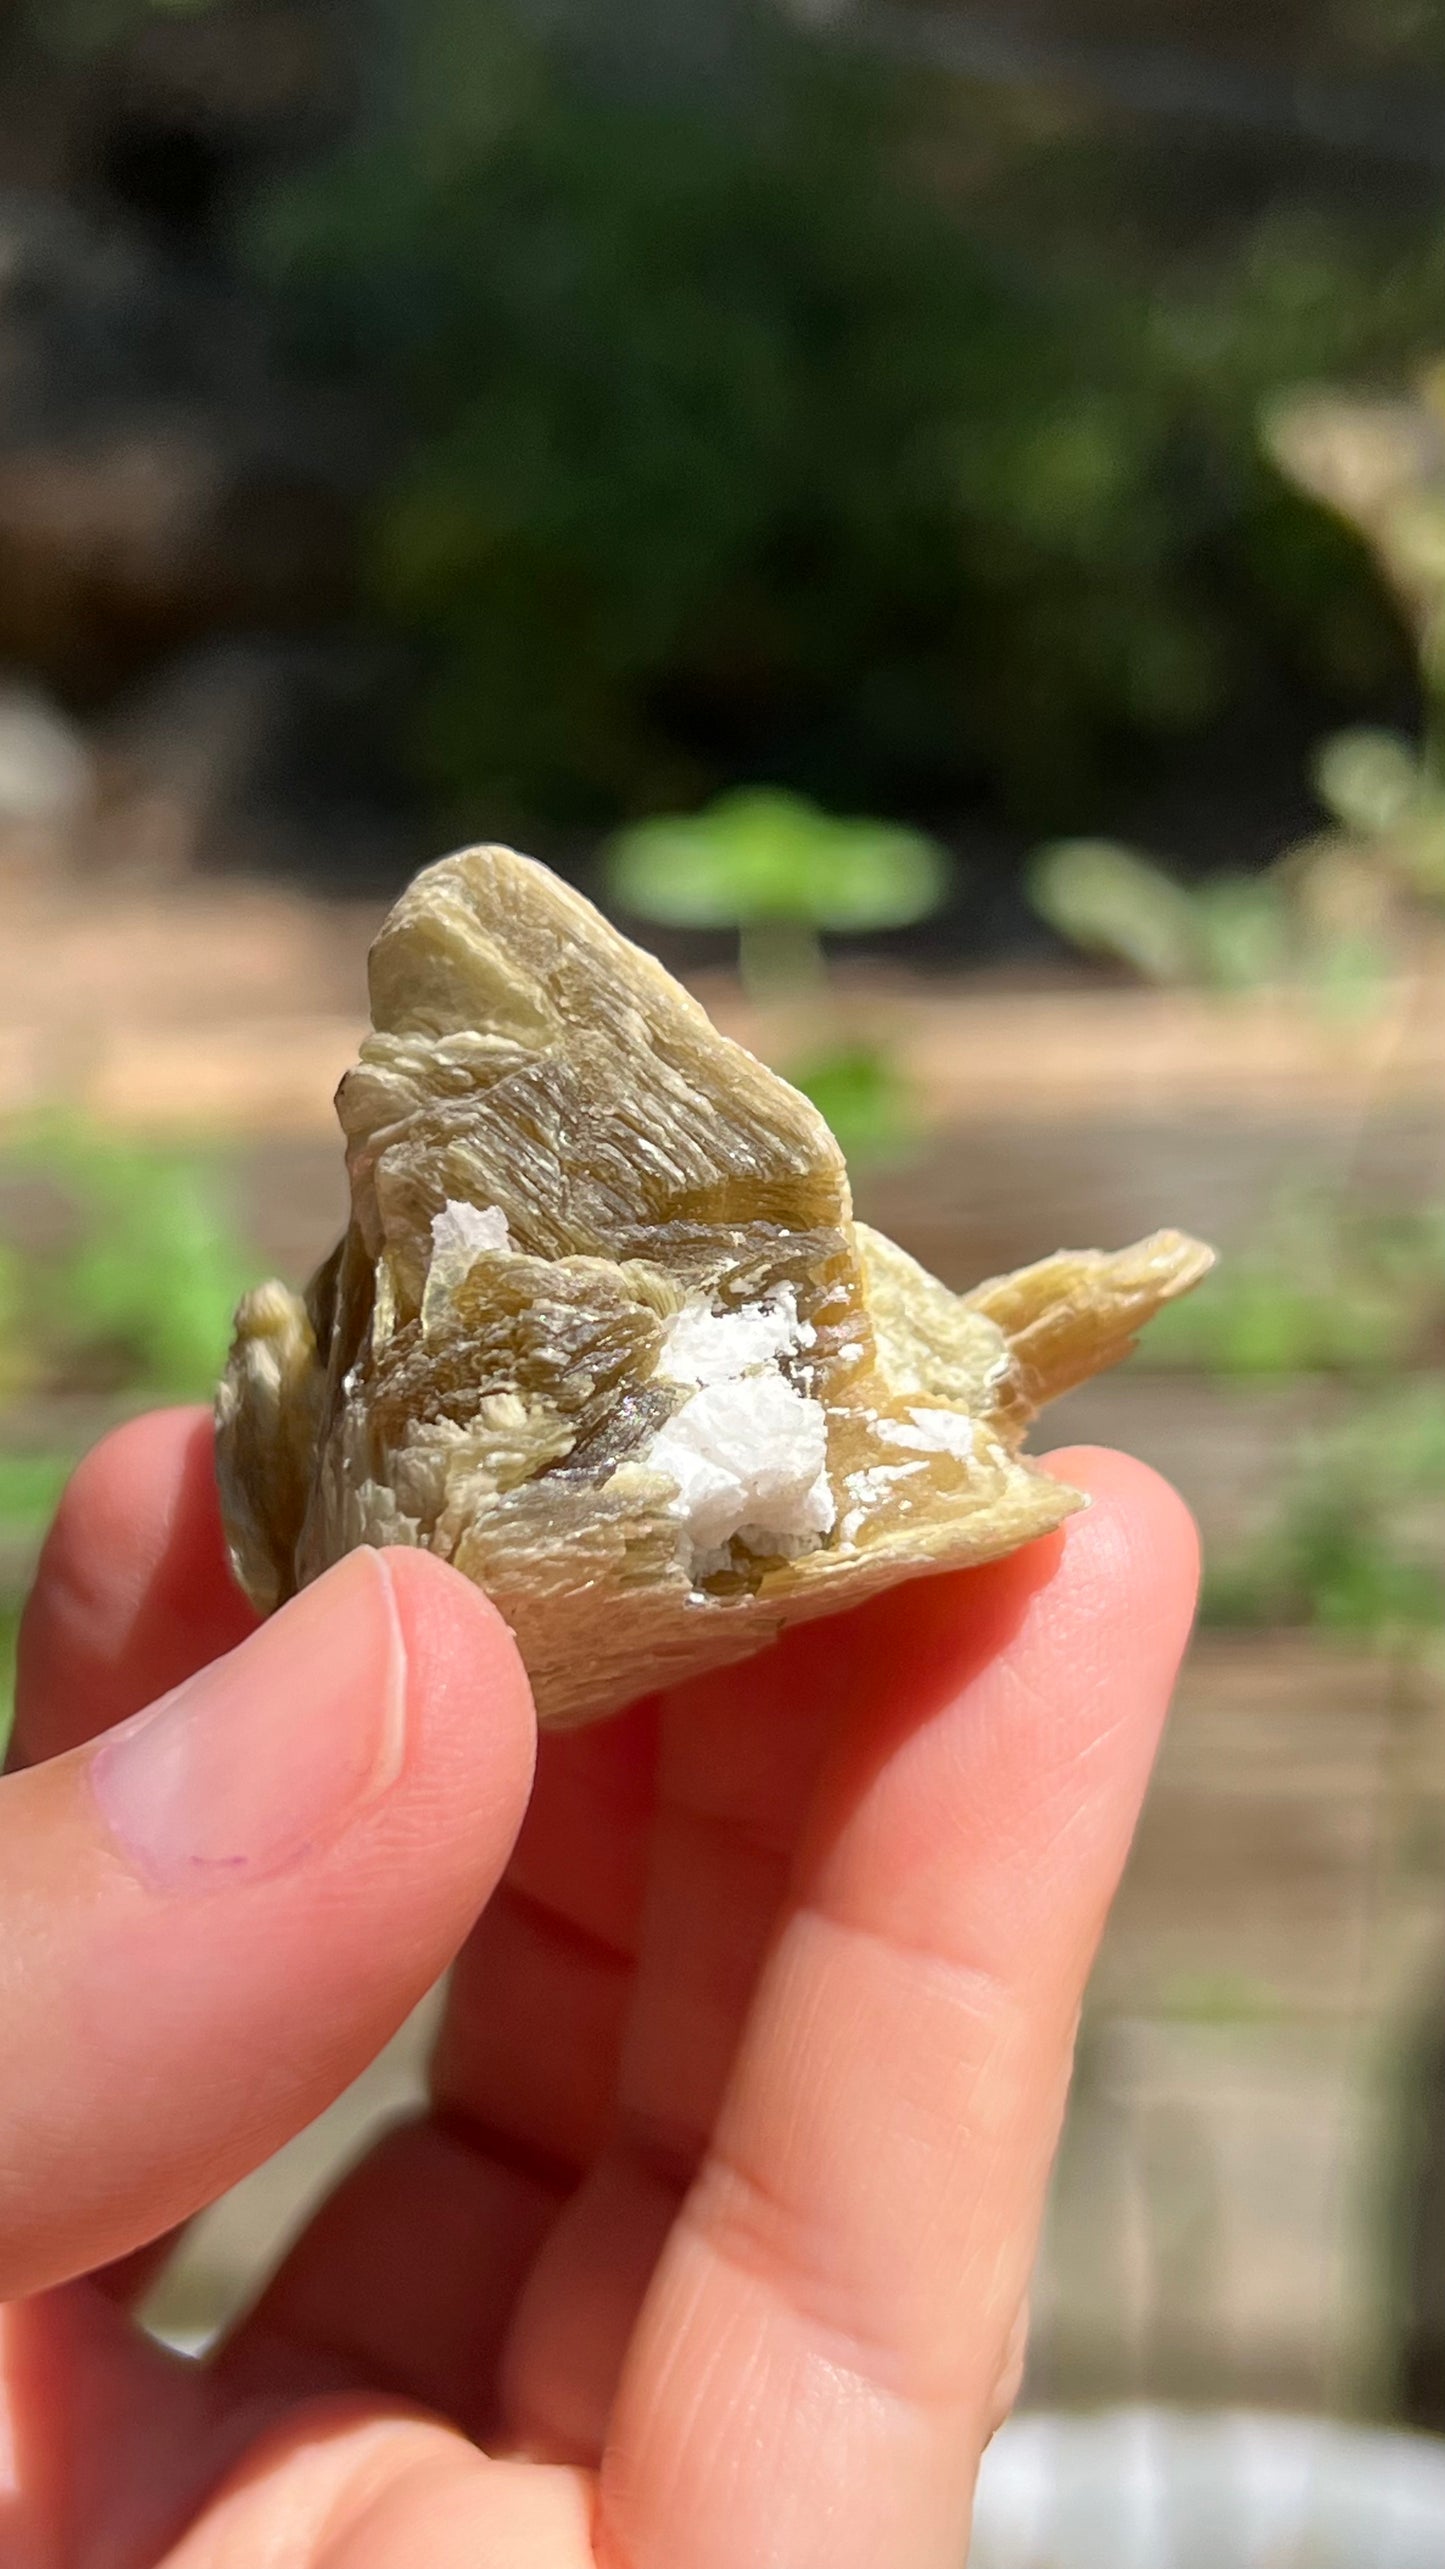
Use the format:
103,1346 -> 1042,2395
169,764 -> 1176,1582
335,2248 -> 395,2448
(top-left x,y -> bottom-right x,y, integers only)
216,846 -> 1212,1727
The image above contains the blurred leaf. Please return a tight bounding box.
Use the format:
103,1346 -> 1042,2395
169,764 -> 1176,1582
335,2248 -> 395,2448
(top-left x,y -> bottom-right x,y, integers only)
1312,727 -> 1427,835
1385,490 -> 1445,598
1144,1263 -> 1402,1376
1264,390 -> 1435,549
1158,1973 -> 1283,2028
1028,840 -> 1200,984
1306,940 -> 1393,1022
1192,874 -> 1293,991
2,1123 -> 254,1401
607,790 -> 951,931
788,1041 -> 918,1164
1391,812 -> 1445,899
0,1453 -> 77,1537
1141,1187 -> 1445,1377
1206,1369 -> 1445,1643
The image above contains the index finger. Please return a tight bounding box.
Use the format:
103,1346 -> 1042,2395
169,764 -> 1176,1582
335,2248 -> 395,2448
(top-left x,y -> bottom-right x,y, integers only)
599,1448 -> 1200,2569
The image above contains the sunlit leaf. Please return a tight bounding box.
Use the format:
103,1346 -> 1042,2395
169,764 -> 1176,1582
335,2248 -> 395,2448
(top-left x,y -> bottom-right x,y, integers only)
1193,874 -> 1293,991
0,1453 -> 78,1535
788,1042 -> 918,1164
1312,727 -> 1425,835
1027,839 -> 1201,984
2,1121 -> 254,1400
607,790 -> 951,932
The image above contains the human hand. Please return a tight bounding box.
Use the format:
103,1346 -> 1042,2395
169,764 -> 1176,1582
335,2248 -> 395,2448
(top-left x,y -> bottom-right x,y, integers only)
1,1409 -> 1197,2569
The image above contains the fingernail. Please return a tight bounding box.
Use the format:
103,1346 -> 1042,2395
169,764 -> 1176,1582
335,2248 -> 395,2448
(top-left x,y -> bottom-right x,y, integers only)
90,1550 -> 408,1894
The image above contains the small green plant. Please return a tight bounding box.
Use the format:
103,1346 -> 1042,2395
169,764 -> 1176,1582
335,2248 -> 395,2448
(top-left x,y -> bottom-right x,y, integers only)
1142,1192 -> 1445,1377
1028,838 -> 1295,993
607,787 -> 950,998
1204,1381 -> 1445,1643
1,1124 -> 254,1402
1030,364 -> 1445,1004
1028,720 -> 1445,1007
1149,1184 -> 1445,1644
779,1042 -> 916,1164
0,1129 -> 256,1741
606,787 -> 949,1158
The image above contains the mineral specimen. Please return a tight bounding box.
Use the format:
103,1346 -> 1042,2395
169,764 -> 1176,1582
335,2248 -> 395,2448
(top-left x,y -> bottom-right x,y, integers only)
216,846 -> 1212,1726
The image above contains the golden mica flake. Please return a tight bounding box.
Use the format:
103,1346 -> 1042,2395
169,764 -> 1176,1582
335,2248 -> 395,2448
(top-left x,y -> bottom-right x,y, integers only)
216,846 -> 1212,1726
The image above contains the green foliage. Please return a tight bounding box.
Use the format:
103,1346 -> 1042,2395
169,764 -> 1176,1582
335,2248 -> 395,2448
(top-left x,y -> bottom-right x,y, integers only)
1143,1194 -> 1445,1377
0,1454 -> 79,1535
1031,840 -> 1197,985
1204,1383 -> 1445,1643
259,6 -> 1021,823
1310,727 -> 1445,904
1180,1187 -> 1445,1641
0,1124 -> 253,1403
607,790 -> 949,934
1029,840 -> 1296,990
0,1129 -> 253,1692
1314,729 -> 1427,839
0,1245 -> 31,1397
608,787 -> 946,1154
1029,725 -> 1444,1003
1151,1259 -> 1385,1377
29,0 -> 215,53
52,1145 -> 248,1397
1157,1972 -> 1284,2029
252,0 -> 1445,832
789,1042 -> 917,1167
1265,368 -> 1445,707
1036,369 -> 1445,997
1148,1183 -> 1445,1642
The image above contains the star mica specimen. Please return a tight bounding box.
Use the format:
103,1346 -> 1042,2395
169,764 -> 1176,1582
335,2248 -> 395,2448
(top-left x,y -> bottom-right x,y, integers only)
216,847 -> 1211,1727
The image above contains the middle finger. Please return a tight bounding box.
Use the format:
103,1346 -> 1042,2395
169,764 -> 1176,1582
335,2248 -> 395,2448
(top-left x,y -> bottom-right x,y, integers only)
496,1618 -> 848,2457
216,1697 -> 659,2437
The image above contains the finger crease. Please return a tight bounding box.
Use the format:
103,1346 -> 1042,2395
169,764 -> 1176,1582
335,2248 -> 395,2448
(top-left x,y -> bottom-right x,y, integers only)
655,1787 -> 799,1870
801,1895 -> 1037,2035
431,2101 -> 583,2202
615,2110 -> 711,2202
686,2147 -> 964,2414
499,1881 -> 636,1977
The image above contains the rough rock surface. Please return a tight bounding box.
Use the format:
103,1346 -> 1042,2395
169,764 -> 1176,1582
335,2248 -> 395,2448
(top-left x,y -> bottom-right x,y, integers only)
217,846 -> 1212,1725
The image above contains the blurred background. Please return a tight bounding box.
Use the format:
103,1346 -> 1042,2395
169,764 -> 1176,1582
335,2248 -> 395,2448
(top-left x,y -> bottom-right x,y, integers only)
9,0 -> 1445,2554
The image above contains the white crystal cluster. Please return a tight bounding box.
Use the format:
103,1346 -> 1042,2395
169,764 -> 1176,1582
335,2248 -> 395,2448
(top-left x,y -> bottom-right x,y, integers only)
875,1406 -> 977,1459
644,1289 -> 835,1581
422,1200 -> 513,1339
433,1201 -> 512,1262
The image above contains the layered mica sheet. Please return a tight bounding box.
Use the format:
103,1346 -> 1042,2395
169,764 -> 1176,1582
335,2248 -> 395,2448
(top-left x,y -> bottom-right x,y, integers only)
217,846 -> 1212,1726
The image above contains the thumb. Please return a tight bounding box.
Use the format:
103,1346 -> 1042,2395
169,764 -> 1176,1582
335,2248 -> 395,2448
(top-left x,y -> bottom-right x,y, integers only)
0,1547 -> 536,2303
